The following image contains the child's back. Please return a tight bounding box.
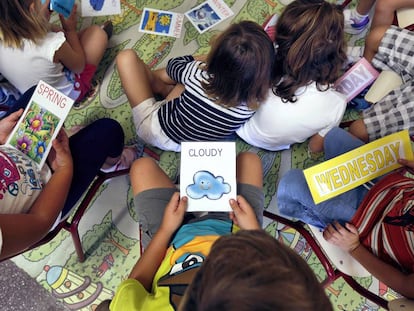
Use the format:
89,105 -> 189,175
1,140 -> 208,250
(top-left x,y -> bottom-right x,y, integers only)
237,0 -> 348,153
0,0 -> 110,101
117,20 -> 275,152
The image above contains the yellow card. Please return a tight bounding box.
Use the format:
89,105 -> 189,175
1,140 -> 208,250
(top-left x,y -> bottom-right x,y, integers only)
304,130 -> 413,204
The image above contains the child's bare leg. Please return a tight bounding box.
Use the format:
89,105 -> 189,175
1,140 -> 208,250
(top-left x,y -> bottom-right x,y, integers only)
130,157 -> 175,196
165,84 -> 185,100
371,0 -> 414,28
356,0 -> 376,15
152,68 -> 177,98
116,49 -> 155,108
348,119 -> 369,142
236,152 -> 263,188
363,25 -> 388,61
79,25 -> 108,66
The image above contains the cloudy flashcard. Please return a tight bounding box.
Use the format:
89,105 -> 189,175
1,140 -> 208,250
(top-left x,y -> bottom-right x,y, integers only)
180,141 -> 236,212
139,8 -> 184,38
81,0 -> 121,17
185,0 -> 234,33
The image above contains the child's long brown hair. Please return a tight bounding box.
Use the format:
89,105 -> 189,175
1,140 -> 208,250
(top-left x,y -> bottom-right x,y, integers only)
202,21 -> 275,109
273,0 -> 347,102
0,0 -> 49,48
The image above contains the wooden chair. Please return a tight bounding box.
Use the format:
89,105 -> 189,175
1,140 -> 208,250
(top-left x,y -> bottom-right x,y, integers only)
1,147 -> 160,263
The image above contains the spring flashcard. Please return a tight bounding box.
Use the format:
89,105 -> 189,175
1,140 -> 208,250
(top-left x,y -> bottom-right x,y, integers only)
185,0 -> 234,33
139,8 -> 184,38
180,141 -> 236,212
6,81 -> 74,169
81,0 -> 121,17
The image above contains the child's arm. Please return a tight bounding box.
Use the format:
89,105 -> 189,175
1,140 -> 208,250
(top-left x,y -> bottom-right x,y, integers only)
324,222 -> 414,298
128,193 -> 187,292
0,130 -> 73,260
53,4 -> 86,74
308,134 -> 324,153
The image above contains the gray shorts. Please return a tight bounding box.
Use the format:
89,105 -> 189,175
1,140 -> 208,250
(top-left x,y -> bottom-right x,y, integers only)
363,26 -> 414,141
135,183 -> 264,247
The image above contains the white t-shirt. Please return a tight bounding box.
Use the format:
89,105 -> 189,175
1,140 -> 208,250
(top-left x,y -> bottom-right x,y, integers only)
236,84 -> 347,151
0,31 -> 77,97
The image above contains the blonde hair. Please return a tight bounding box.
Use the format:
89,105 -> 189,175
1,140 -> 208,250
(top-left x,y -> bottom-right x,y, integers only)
0,0 -> 49,48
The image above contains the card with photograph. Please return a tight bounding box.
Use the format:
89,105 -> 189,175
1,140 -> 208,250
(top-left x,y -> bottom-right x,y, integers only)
185,0 -> 234,33
139,8 -> 184,38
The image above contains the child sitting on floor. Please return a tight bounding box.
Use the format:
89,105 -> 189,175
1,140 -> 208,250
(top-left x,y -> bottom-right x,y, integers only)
0,0 -> 112,102
236,0 -> 347,153
115,20 -> 275,152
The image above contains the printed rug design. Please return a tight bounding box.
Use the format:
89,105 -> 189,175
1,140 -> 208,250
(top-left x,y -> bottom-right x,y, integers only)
11,1 -> 401,310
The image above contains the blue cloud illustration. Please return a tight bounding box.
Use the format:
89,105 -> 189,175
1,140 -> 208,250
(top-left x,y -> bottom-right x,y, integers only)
186,171 -> 231,200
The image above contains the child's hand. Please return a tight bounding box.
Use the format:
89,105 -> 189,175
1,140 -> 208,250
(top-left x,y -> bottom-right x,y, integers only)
40,0 -> 52,21
59,3 -> 78,33
47,129 -> 73,172
398,158 -> 414,170
229,195 -> 260,230
323,221 -> 361,253
159,193 -> 187,236
0,109 -> 23,144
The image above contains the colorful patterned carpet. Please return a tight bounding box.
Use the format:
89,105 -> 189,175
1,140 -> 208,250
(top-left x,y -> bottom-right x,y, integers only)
10,1 -> 401,310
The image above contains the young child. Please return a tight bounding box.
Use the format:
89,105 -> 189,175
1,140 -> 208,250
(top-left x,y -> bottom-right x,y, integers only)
348,25 -> 414,142
179,230 -> 333,311
276,127 -> 414,299
115,21 -> 275,152
236,0 -> 347,153
0,91 -> 127,260
0,0 -> 111,102
101,153 -> 332,311
344,0 -> 414,34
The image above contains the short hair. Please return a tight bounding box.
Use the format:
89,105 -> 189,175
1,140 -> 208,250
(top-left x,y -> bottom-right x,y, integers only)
202,21 -> 275,109
273,0 -> 347,102
179,230 -> 333,311
0,0 -> 49,48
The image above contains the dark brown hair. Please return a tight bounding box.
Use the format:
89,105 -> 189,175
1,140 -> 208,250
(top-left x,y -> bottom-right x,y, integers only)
273,0 -> 347,102
0,0 -> 49,48
202,20 -> 275,109
179,230 -> 333,311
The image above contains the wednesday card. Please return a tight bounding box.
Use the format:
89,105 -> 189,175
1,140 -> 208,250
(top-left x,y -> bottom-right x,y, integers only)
304,130 -> 413,204
139,8 -> 184,38
180,141 -> 236,212
185,0 -> 234,33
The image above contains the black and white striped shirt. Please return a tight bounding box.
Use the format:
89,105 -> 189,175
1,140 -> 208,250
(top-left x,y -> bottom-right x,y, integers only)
158,55 -> 255,143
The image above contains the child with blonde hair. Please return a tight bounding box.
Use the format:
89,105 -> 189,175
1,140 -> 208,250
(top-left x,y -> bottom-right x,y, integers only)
116,20 -> 275,152
0,0 -> 112,102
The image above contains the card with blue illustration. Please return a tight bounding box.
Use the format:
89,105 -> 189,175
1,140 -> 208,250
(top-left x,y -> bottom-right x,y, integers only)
139,8 -> 184,38
185,0 -> 234,34
81,0 -> 121,17
180,141 -> 236,212
41,0 -> 75,18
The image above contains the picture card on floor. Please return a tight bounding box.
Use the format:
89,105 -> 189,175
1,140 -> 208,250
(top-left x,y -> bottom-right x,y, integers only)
180,141 -> 236,212
185,0 -> 234,33
139,8 -> 184,38
81,0 -> 121,17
